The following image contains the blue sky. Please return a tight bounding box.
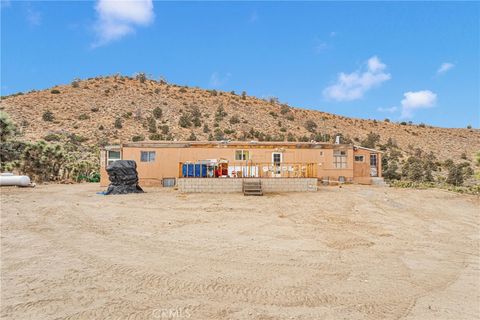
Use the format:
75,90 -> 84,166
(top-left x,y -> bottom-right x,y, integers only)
1,1 -> 479,128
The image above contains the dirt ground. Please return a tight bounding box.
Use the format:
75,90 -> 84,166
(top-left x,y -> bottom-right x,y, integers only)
1,184 -> 479,320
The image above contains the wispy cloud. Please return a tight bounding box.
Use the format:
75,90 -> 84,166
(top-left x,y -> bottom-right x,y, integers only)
93,0 -> 155,47
436,62 -> 455,75
26,5 -> 41,26
400,90 -> 437,118
329,31 -> 337,37
209,72 -> 231,88
323,56 -> 391,101
314,40 -> 328,54
377,106 -> 398,113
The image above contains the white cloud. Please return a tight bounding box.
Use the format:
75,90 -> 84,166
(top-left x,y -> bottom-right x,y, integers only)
323,56 -> 391,101
209,72 -> 231,88
437,62 -> 455,75
93,0 -> 155,47
26,6 -> 41,26
400,90 -> 437,118
329,31 -> 337,37
377,106 -> 398,113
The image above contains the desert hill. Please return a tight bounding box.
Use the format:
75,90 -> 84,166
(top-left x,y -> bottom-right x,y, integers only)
1,75 -> 479,162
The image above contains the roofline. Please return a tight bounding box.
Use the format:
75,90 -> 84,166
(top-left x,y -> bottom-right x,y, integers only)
353,145 -> 384,153
110,140 -> 355,149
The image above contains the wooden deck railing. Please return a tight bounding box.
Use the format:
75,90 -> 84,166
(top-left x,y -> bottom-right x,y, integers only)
179,162 -> 317,178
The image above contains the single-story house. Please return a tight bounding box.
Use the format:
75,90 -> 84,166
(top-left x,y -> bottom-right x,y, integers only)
100,141 -> 383,188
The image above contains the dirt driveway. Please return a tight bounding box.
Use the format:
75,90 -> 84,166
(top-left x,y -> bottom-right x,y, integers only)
1,184 -> 479,319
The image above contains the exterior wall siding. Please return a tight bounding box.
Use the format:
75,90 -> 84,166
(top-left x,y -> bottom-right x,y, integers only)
100,143 -> 382,187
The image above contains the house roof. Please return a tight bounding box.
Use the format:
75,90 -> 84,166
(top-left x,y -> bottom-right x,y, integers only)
353,145 -> 384,153
115,140 -> 354,149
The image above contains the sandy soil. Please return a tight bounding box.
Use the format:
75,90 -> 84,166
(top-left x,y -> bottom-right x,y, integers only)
1,184 -> 479,320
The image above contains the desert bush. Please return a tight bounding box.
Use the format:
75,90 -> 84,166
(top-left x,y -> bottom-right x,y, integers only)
114,118 -> 122,129
229,115 -> 240,124
286,114 -> 295,121
132,135 -> 145,142
224,128 -> 235,135
136,72 -> 147,83
91,107 -> 99,112
305,120 -> 317,133
71,78 -> 80,88
188,132 -> 197,141
215,106 -> 227,121
43,133 -> 61,142
147,117 -> 157,133
287,133 -> 296,142
98,125 -> 104,130
160,125 -> 169,134
149,133 -> 162,140
203,124 -> 210,133
78,113 -> 90,120
42,111 -> 54,122
0,111 -> 16,141
280,105 -> 290,114
361,132 -> 380,149
269,111 -> 278,118
153,107 -> 162,119
179,88 -> 187,93
179,114 -> 192,128
241,91 -> 247,100
50,89 -> 61,94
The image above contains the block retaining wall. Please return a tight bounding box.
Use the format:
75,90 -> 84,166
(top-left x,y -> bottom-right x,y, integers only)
177,178 -> 318,193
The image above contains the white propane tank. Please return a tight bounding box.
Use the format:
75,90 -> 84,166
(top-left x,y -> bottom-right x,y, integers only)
0,174 -> 31,187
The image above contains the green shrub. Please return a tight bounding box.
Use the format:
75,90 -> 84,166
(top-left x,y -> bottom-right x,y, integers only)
280,105 -> 290,114
43,133 -> 61,142
188,132 -> 197,141
42,111 -> 54,122
203,124 -> 210,133
147,117 -> 157,133
286,114 -> 294,121
71,79 -> 80,88
361,132 -> 380,149
241,91 -> 247,100
179,114 -> 192,128
160,125 -> 169,134
78,113 -> 90,120
149,133 -> 162,140
215,106 -> 227,121
304,120 -> 317,133
50,89 -> 61,94
269,111 -> 278,118
229,115 -> 240,124
114,118 -> 122,129
132,135 -> 145,142
153,107 -> 162,119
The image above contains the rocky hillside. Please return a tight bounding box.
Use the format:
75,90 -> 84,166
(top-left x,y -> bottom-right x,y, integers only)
1,75 -> 479,162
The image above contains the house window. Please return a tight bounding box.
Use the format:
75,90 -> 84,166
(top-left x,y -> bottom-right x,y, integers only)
107,150 -> 121,166
354,155 -> 364,162
333,150 -> 347,169
370,154 -> 377,166
235,150 -> 250,161
140,151 -> 156,162
319,151 -> 324,156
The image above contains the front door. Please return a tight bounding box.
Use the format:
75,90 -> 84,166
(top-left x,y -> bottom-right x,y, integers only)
272,152 -> 282,177
370,154 -> 378,177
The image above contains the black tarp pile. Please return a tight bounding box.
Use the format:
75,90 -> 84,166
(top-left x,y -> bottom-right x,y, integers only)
105,160 -> 144,195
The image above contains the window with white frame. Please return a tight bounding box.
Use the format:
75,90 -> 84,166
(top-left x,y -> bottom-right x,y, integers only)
354,155 -> 364,162
235,150 -> 250,161
107,150 -> 121,166
333,150 -> 347,169
140,151 -> 156,162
